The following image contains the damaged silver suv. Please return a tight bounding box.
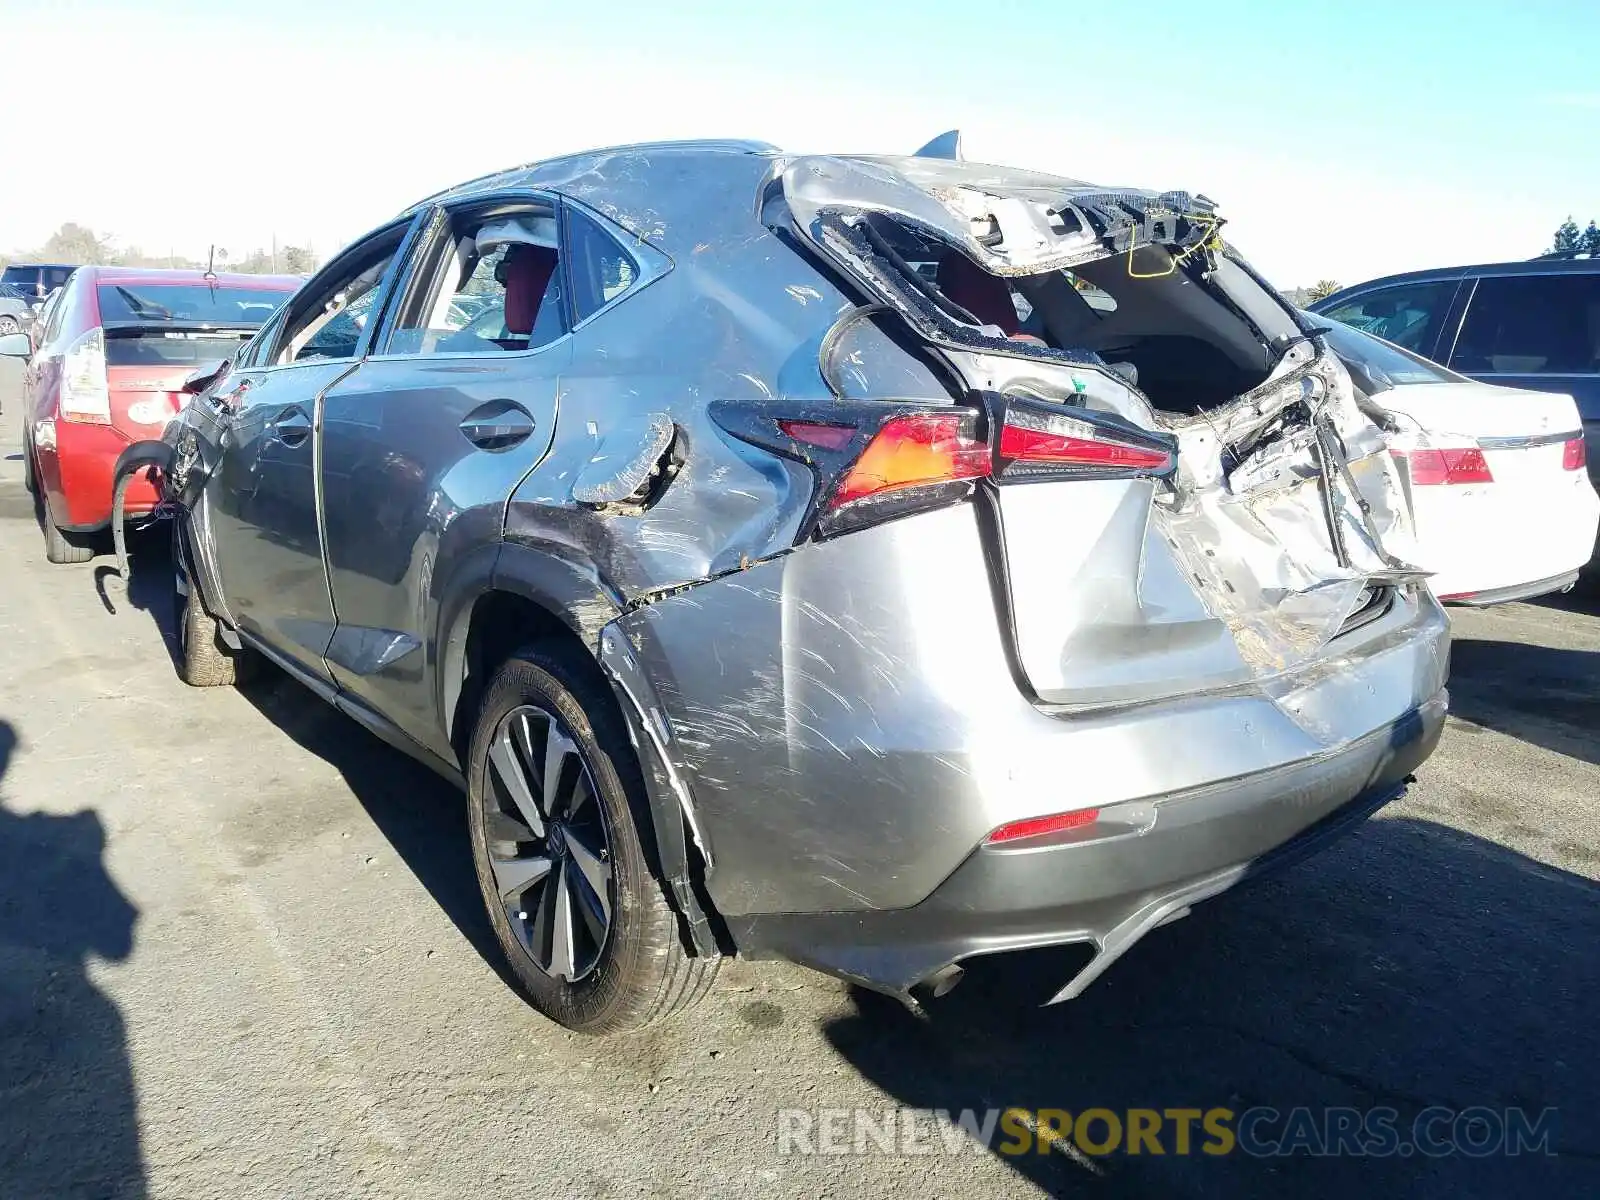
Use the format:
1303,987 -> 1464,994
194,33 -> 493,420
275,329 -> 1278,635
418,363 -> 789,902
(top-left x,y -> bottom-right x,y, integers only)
139,137 -> 1448,1034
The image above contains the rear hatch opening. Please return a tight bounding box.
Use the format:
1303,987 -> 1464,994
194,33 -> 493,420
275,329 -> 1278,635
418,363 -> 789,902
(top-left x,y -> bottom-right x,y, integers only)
782,154 -> 1427,705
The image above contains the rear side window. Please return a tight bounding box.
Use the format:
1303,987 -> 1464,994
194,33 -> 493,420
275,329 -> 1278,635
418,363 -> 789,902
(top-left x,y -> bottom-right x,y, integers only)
46,267 -> 74,291
1450,273 -> 1600,375
383,202 -> 566,357
565,206 -> 639,324
1318,281 -> 1456,355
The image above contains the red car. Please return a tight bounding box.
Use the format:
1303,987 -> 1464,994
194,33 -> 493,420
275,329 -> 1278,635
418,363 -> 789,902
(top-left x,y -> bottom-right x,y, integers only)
7,267 -> 300,562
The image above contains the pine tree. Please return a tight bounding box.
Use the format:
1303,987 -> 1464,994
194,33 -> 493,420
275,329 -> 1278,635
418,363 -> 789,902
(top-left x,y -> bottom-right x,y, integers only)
1581,221 -> 1600,257
1551,218 -> 1583,254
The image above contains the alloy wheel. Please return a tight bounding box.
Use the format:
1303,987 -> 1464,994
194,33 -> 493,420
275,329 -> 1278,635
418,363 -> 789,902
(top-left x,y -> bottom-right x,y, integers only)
483,704 -> 614,982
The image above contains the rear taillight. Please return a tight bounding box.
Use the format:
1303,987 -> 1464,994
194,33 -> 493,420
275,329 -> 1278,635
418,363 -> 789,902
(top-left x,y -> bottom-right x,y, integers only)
828,412 -> 989,509
716,391 -> 1177,539
1563,436 -> 1587,472
994,402 -> 1175,481
1396,446 -> 1493,486
59,326 -> 110,424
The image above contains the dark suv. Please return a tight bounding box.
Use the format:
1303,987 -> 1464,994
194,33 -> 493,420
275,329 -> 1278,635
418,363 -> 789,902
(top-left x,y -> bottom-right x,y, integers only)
1,263 -> 79,301
1310,258 -> 1600,533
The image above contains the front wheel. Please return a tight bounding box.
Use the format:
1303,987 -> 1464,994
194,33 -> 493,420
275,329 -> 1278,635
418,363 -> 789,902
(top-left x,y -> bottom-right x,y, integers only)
173,525 -> 255,687
466,647 -> 719,1034
0,316 -> 19,336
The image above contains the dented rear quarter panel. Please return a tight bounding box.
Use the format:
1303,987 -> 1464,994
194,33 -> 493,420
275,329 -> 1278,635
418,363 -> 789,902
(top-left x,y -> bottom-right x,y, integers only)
503,153 -> 954,603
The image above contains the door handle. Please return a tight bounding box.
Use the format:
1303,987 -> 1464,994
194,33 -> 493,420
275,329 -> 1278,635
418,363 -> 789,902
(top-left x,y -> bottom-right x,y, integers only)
460,401 -> 535,450
272,407 -> 312,447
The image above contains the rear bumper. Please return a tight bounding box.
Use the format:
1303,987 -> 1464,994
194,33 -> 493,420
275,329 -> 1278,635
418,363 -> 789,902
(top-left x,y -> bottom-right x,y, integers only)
1419,472 -> 1600,597
1440,569 -> 1580,607
37,419 -> 159,530
729,690 -> 1446,1002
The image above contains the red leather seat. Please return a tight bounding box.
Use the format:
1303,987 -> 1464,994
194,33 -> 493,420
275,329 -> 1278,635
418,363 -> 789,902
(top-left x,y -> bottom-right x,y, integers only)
501,245 -> 558,335
936,252 -> 1021,336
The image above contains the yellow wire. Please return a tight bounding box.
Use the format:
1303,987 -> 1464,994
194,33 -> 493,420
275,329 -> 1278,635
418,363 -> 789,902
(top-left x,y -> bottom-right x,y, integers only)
1125,209 -> 1224,279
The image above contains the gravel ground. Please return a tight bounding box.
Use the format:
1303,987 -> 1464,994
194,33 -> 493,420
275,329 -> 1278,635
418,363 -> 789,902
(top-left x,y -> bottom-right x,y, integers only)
1,359 -> 1596,1198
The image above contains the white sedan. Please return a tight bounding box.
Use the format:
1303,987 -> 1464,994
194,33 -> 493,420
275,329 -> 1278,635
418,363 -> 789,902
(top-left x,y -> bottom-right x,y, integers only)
1306,312 -> 1599,605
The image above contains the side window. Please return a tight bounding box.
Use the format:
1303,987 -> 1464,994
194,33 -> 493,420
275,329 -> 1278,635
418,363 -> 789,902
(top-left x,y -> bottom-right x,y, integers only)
239,308 -> 287,369
382,202 -> 565,357
1319,281 -> 1455,354
565,205 -> 639,324
42,286 -> 72,346
34,292 -> 60,344
277,225 -> 409,364
1450,274 -> 1600,375
46,268 -> 73,292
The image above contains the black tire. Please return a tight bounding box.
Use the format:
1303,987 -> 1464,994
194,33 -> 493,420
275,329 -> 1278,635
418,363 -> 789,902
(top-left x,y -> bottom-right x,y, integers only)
38,492 -> 93,564
173,528 -> 255,687
21,438 -> 34,495
0,315 -> 19,336
466,647 -> 719,1034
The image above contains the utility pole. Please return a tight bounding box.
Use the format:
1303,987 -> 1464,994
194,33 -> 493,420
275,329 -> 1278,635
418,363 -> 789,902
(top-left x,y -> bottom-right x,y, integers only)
272,234 -> 278,273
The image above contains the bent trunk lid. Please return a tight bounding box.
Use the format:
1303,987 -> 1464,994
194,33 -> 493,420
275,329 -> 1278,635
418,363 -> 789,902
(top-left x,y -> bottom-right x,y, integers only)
783,155 -> 1424,707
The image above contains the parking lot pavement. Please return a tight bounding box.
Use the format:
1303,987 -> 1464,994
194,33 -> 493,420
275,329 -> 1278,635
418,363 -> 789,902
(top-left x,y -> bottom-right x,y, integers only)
0,385 -> 1596,1198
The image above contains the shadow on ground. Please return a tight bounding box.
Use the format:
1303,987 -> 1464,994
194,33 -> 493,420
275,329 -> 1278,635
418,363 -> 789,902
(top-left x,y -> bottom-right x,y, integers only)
0,719 -> 146,1199
101,530 -> 1600,1197
1446,634 -> 1600,767
100,533 -> 511,987
824,816 -> 1599,1197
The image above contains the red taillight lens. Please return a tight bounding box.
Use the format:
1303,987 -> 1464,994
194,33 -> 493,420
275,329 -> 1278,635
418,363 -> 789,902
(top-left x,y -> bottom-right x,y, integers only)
984,808 -> 1101,845
1397,446 -> 1493,486
995,403 -> 1175,482
1563,437 -> 1587,472
779,420 -> 857,451
999,423 -> 1173,472
829,412 -> 989,509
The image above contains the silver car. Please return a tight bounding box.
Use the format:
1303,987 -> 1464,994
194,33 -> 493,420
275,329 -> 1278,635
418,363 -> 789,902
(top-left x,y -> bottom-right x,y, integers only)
142,137 -> 1448,1034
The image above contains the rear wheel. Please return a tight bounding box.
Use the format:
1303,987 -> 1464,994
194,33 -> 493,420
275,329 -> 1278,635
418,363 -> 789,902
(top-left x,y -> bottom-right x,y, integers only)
466,647 -> 719,1034
37,492 -> 93,564
0,316 -> 19,336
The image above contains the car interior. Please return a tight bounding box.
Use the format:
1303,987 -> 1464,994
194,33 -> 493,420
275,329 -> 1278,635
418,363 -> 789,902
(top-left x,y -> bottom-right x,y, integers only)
874,215 -> 1283,413
385,205 -> 565,356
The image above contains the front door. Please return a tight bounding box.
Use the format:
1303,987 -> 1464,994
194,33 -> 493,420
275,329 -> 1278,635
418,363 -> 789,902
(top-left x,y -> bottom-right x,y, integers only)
204,217 -> 418,682
318,196 -> 569,756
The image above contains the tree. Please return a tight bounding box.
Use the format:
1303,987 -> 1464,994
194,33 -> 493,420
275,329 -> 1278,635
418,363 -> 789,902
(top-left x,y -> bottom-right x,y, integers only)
1583,221 -> 1600,257
1551,218 -> 1583,255
37,222 -> 117,265
1307,279 -> 1342,302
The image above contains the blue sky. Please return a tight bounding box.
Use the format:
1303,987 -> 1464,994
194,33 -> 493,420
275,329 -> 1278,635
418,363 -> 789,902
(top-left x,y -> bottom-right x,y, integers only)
4,0 -> 1597,285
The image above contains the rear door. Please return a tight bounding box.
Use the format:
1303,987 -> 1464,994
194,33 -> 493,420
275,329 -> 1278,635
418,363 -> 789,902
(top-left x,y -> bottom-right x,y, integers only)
203,219 -> 418,683
316,194 -> 570,756
1313,277 -> 1465,361
1445,270 -> 1600,497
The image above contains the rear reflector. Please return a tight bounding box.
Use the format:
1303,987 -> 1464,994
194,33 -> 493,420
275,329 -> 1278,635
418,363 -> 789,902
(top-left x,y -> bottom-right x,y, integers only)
1563,437 -> 1587,472
829,412 -> 989,509
779,420 -> 857,451
984,808 -> 1101,845
1397,446 -> 1493,486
